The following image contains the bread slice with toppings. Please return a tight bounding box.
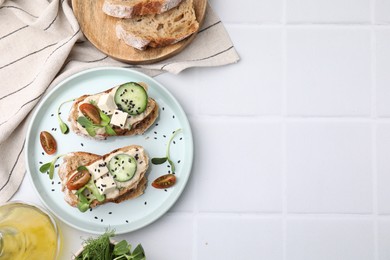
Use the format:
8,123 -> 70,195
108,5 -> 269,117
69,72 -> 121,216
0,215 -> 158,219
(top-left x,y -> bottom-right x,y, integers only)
115,0 -> 199,50
102,0 -> 183,18
68,82 -> 159,140
59,145 -> 149,210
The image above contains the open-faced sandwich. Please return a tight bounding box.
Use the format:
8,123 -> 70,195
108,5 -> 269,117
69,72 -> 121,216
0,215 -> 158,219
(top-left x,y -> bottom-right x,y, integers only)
69,82 -> 159,139
58,145 -> 148,212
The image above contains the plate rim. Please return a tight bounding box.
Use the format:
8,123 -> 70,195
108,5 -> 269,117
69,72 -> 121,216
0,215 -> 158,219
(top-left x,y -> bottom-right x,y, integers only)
25,66 -> 194,234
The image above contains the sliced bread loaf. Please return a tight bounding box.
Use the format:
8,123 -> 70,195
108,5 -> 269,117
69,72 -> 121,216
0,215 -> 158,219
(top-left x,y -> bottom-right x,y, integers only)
115,0 -> 199,50
102,0 -> 183,18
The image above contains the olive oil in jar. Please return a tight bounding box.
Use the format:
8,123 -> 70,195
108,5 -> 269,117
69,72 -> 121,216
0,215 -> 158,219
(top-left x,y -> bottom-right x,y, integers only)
0,202 -> 60,260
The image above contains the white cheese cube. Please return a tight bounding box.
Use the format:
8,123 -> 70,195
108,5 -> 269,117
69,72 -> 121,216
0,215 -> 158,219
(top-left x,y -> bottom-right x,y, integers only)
98,93 -> 117,115
110,109 -> 128,129
86,159 -> 109,180
95,173 -> 117,195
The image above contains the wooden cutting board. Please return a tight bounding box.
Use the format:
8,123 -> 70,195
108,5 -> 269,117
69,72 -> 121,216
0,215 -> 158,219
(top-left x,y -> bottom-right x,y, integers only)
72,0 -> 207,64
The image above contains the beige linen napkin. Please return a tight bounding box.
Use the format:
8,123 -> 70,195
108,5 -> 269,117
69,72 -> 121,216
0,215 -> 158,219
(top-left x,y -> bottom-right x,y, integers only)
0,0 -> 239,202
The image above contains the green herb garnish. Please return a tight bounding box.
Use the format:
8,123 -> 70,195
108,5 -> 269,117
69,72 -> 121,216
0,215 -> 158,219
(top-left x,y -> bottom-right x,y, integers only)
74,230 -> 146,260
77,108 -> 117,137
151,128 -> 182,173
57,98 -> 74,134
39,154 -> 65,179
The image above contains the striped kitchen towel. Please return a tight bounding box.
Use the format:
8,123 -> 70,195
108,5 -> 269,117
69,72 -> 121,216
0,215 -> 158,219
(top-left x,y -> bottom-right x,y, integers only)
0,0 -> 239,203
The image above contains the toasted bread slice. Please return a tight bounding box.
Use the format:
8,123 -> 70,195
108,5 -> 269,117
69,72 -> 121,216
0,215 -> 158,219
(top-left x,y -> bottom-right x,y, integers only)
59,145 -> 149,209
68,82 -> 159,140
115,0 -> 199,50
103,0 -> 183,18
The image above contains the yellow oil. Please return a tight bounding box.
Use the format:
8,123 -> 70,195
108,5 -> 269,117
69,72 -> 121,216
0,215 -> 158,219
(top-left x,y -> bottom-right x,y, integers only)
0,203 -> 59,260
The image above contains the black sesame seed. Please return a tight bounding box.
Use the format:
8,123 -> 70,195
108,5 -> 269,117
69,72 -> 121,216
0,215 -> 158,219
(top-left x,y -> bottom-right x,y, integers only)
126,220 -> 129,223
58,181 -> 61,184
163,135 -> 166,138
51,189 -> 55,192
173,141 -> 176,144
164,189 -> 167,192
162,107 -> 165,110
144,201 -> 147,205
172,115 -> 175,119
109,212 -> 112,214
51,181 -> 54,185
51,114 -> 54,117
81,143 -> 84,146
39,161 -> 43,164
154,137 -> 157,140
59,112 -> 62,115
41,152 -> 44,155
101,219 -> 103,222
95,216 -> 98,219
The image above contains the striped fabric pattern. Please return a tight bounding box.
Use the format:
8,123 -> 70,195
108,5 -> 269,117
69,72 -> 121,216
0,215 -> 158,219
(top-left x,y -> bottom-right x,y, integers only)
0,0 -> 239,202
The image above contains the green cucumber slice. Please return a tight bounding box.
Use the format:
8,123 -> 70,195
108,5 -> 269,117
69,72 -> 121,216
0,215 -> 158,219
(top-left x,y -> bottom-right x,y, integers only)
108,154 -> 137,182
114,82 -> 148,115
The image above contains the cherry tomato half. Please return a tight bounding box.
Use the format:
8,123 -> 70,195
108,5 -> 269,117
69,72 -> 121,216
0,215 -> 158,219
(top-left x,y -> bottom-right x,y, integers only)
66,169 -> 91,190
40,131 -> 57,155
79,103 -> 101,125
152,174 -> 176,189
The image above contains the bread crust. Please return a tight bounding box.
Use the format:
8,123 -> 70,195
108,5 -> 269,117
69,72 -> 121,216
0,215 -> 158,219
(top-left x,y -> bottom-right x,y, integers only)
59,145 -> 149,209
68,85 -> 159,139
103,0 -> 183,18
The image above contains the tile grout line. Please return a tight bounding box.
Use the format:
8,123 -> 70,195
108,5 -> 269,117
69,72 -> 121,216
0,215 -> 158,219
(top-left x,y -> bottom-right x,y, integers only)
281,0 -> 288,259
370,0 -> 379,257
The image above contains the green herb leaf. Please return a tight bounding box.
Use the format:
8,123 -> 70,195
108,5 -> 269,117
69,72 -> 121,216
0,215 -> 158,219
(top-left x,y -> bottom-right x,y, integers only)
39,162 -> 52,173
105,125 -> 117,136
59,121 -> 69,134
49,163 -> 55,179
131,244 -> 146,260
77,116 -> 93,128
100,111 -> 111,126
57,98 -> 74,135
151,157 -> 167,165
77,165 -> 89,172
113,240 -> 131,256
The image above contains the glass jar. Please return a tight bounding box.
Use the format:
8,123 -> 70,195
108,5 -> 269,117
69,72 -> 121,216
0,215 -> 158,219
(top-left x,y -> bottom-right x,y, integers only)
0,201 -> 60,260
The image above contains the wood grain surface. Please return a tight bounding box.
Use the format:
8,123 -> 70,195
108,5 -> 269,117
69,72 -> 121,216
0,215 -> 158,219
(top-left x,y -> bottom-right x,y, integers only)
72,0 -> 207,64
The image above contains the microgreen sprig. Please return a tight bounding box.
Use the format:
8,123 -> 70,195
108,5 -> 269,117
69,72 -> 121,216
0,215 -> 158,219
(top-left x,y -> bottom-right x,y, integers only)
151,128 -> 182,173
39,154 -> 65,179
74,230 -> 146,260
77,110 -> 116,137
57,98 -> 74,134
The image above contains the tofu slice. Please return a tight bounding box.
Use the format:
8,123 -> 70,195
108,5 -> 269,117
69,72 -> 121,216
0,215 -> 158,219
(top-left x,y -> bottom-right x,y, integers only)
110,109 -> 128,128
95,172 -> 117,195
98,93 -> 117,115
86,159 -> 109,180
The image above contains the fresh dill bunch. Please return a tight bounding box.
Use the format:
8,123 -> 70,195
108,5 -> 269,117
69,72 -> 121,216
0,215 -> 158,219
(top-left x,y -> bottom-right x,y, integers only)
76,229 -> 115,260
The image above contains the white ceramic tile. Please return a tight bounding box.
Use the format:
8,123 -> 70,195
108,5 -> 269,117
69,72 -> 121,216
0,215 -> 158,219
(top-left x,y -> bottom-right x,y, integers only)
196,26 -> 283,116
286,0 -> 370,23
156,70 -> 201,116
375,29 -> 390,117
193,118 -> 283,213
377,123 -> 390,214
286,28 -> 371,116
197,215 -> 283,260
286,122 -> 373,213
118,214 -> 194,260
378,219 -> 390,260
286,217 -> 374,260
210,0 -> 282,23
375,0 -> 390,24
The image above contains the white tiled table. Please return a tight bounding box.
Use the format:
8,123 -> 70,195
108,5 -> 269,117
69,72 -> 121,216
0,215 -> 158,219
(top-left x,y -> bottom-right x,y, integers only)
13,0 -> 390,259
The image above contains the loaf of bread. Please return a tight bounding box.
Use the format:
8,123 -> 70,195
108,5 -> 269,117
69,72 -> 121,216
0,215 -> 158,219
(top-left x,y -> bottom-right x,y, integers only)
103,0 -> 183,18
59,145 -> 149,210
115,0 -> 199,50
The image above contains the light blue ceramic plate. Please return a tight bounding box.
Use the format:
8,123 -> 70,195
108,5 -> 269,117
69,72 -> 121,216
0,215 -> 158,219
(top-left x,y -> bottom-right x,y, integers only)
25,67 -> 193,234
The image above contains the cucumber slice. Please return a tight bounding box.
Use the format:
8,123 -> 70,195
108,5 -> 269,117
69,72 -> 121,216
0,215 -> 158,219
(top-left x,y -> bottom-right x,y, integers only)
114,82 -> 148,115
108,154 -> 137,182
